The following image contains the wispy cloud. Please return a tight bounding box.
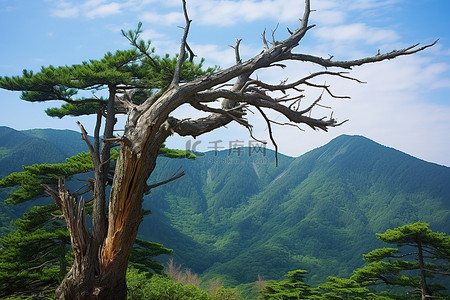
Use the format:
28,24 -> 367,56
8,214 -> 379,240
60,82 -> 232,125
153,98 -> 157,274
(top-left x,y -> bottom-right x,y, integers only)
136,0 -> 304,27
187,0 -> 303,26
50,0 -> 123,19
50,1 -> 80,18
84,1 -> 122,18
344,0 -> 402,11
140,28 -> 167,41
0,5 -> 18,13
314,23 -> 398,45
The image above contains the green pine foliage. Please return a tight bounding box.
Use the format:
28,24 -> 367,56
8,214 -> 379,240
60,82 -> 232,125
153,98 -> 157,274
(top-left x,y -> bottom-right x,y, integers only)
0,43 -> 216,118
0,152 -> 94,204
255,224 -> 449,299
0,137 -> 194,297
317,277 -> 388,300
128,239 -> 173,276
211,287 -> 242,300
46,102 -> 105,118
0,204 -> 70,297
260,270 -> 320,299
158,144 -> 196,160
351,222 -> 450,299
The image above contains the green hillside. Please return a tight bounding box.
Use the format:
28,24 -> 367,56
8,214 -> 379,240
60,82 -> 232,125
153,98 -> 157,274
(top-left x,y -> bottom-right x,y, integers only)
0,128 -> 449,289
22,128 -> 90,159
0,127 -> 66,178
141,135 -> 450,286
0,127 -> 92,234
0,127 -> 90,178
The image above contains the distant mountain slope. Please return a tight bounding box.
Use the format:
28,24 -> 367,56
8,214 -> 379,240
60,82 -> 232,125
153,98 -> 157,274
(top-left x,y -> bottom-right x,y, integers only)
1,128 -> 449,287
141,135 -> 450,285
0,126 -> 91,233
0,126 -> 89,177
22,128 -> 89,159
0,127 -> 66,177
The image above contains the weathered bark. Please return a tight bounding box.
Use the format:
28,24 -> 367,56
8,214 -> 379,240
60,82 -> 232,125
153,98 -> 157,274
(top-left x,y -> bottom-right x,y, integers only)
44,179 -> 98,299
46,124 -> 170,299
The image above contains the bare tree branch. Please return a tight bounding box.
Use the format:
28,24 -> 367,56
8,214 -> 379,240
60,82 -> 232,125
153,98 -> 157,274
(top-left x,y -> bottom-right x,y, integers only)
255,106 -> 279,166
229,38 -> 243,64
168,113 -> 232,138
172,0 -> 192,86
145,168 -> 186,191
76,121 -> 100,168
185,42 -> 196,63
287,40 -> 438,69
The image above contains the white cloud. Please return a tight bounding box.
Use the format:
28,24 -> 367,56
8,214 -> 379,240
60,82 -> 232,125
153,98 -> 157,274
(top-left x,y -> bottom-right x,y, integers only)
345,0 -> 402,11
50,1 -> 80,18
135,0 -> 303,27
49,0 -> 124,19
314,23 -> 398,45
312,10 -> 346,26
0,5 -> 18,13
84,2 -> 122,19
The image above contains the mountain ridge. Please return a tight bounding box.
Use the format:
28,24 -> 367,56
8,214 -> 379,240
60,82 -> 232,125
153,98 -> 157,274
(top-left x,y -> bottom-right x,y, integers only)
142,134 -> 450,285
0,126 -> 91,177
0,127 -> 448,286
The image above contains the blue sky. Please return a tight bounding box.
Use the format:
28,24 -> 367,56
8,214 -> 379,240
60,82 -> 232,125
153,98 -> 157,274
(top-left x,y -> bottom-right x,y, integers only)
1,0 -> 449,166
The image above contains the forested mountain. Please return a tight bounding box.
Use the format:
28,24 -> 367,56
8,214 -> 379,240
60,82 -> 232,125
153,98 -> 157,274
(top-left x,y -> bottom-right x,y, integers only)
0,127 -> 90,234
0,126 -> 88,177
0,127 -> 449,287
142,135 -> 450,286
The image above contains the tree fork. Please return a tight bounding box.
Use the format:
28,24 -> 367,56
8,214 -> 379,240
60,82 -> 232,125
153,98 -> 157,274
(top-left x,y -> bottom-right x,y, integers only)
44,179 -> 98,299
45,133 -> 169,299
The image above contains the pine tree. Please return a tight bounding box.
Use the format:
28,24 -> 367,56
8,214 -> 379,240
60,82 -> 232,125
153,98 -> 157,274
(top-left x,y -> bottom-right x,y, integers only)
352,223 -> 450,299
0,204 -> 70,298
260,270 -> 320,299
317,277 -> 391,300
0,147 -> 190,298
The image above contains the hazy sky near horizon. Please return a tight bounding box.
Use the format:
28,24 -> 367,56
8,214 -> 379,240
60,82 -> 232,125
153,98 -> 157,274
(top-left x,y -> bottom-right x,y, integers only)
1,0 -> 449,166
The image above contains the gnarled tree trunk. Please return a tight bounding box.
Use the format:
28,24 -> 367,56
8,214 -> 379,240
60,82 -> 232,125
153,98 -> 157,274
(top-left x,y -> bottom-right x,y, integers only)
49,136 -> 167,299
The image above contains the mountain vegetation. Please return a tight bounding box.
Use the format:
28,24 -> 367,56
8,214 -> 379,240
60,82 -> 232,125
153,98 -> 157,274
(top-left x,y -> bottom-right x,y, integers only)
0,127 -> 95,236
0,128 -> 449,298
141,134 -> 450,288
0,130 -> 192,298
0,126 -> 90,178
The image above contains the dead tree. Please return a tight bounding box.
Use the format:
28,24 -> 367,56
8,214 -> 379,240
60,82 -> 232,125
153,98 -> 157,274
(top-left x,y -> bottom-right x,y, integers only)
3,0 -> 437,298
